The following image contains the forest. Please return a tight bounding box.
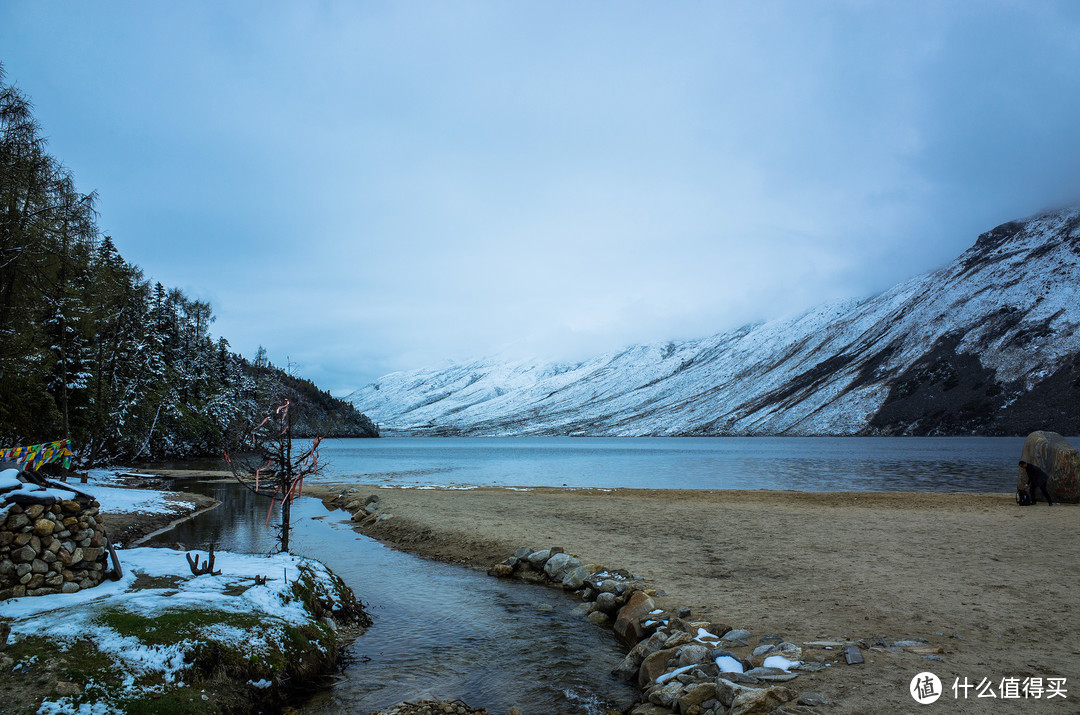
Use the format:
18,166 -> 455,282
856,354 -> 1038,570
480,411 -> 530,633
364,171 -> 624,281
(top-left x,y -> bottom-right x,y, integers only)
0,64 -> 377,464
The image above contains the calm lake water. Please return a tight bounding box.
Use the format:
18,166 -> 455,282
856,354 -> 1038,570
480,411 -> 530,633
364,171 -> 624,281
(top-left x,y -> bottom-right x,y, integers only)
302,436 -> 1056,492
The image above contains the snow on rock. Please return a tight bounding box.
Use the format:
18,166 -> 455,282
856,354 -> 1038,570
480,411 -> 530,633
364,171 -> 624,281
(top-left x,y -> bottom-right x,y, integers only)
348,207 -> 1080,437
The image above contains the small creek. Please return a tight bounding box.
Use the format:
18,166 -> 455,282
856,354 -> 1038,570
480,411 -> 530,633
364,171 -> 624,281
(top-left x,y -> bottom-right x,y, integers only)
146,480 -> 636,714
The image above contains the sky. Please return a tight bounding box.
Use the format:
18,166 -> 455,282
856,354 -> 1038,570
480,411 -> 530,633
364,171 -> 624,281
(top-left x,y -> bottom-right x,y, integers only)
2,1 -> 1080,395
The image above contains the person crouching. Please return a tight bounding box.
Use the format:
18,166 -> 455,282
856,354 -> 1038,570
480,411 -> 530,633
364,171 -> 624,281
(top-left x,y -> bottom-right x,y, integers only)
1019,460 -> 1054,507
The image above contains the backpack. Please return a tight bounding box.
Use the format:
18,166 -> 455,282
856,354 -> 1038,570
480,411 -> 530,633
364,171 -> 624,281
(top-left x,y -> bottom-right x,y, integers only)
1016,488 -> 1031,506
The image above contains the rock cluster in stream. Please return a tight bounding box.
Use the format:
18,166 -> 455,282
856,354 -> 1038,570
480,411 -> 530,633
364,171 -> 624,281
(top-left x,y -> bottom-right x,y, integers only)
489,546 -> 847,715
368,699 -> 495,715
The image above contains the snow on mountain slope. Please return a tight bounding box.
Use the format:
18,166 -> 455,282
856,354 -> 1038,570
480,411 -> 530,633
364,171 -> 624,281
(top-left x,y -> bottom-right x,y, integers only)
349,208 -> 1080,436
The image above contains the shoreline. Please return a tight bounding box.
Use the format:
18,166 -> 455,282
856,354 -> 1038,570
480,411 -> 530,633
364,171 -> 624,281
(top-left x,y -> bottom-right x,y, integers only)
309,484 -> 1078,714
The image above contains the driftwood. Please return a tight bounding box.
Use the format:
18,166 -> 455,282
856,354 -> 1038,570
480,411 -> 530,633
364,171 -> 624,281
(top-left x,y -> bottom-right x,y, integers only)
254,575 -> 268,586
186,544 -> 222,576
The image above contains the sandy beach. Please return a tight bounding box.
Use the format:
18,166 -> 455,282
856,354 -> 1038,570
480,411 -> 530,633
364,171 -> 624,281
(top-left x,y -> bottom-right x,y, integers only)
307,485 -> 1079,713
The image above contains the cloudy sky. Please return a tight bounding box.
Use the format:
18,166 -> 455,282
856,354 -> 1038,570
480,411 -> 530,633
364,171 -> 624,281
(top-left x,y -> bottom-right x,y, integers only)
3,2 -> 1080,394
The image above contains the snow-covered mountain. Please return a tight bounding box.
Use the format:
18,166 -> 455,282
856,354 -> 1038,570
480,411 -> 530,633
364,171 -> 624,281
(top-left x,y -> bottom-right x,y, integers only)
349,208 -> 1080,436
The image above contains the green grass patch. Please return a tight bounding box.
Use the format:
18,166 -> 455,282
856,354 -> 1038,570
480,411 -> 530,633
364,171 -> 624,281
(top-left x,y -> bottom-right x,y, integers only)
96,607 -> 268,646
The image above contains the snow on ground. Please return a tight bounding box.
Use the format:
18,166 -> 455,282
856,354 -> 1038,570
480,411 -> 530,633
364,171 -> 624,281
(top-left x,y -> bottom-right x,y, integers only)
4,547 -> 339,710
80,468 -> 189,516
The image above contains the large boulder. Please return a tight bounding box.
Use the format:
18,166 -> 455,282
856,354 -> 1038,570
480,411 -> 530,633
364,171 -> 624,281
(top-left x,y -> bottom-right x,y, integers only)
1019,431 -> 1080,502
613,590 -> 656,647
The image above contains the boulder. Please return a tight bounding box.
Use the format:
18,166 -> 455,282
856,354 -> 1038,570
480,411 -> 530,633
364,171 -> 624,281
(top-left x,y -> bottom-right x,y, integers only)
637,647 -> 679,690
716,679 -> 759,708
561,564 -> 590,590
614,590 -> 656,648
595,591 -> 621,613
1019,431 -> 1080,502
678,682 -> 718,714
543,552 -> 580,580
489,564 -> 513,578
730,686 -> 795,715
647,680 -> 684,708
587,611 -> 611,626
527,549 -> 551,567
677,644 -> 712,667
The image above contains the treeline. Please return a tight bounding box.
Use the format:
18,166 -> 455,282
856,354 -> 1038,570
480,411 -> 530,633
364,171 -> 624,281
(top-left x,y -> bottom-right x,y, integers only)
0,65 -> 376,464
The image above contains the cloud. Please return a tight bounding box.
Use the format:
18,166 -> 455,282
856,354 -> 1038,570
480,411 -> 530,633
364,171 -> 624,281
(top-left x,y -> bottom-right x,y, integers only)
3,1 -> 1079,393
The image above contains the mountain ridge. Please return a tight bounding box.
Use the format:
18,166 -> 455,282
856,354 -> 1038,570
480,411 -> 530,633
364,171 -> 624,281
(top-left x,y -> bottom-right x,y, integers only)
349,207 -> 1080,436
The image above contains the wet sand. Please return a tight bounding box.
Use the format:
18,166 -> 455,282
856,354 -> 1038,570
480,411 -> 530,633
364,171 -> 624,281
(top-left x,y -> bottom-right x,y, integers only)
308,485 -> 1079,714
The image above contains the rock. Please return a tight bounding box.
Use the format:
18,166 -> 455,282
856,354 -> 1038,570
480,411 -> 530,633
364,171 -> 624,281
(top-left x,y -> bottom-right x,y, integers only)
637,647 -> 680,689
364,503 -> 379,515
678,682 -> 717,713
61,500 -> 81,513
798,691 -> 828,706
44,573 -> 63,587
753,644 -> 777,656
513,547 -> 533,559
648,680 -> 684,708
599,578 -> 626,594
25,504 -> 45,519
904,645 -> 944,655
375,514 -> 392,523
561,564 -> 590,590
793,662 -> 826,672
364,494 -> 380,505
595,591 -> 621,613
61,582 -> 79,594
663,631 -> 693,649
6,513 -> 30,531
70,547 -> 84,565
628,704 -> 671,715
12,545 -> 36,563
587,611 -> 611,626
844,645 -> 864,664
611,652 -> 641,681
677,644 -> 711,667
527,549 -> 551,567
543,552 -> 580,580
614,591 -> 656,648
489,563 -> 513,578
715,679 -> 759,707
730,686 -> 794,715
723,629 -> 752,641
27,574 -> 44,589
31,559 -> 48,574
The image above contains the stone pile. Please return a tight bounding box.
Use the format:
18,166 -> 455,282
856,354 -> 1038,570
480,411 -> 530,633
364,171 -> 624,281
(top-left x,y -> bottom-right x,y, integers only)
368,699 -> 494,715
489,546 -> 839,715
332,488 -> 393,526
0,468 -> 115,599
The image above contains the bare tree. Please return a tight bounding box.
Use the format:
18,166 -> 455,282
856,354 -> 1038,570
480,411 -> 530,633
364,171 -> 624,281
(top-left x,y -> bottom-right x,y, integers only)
225,398 -> 322,552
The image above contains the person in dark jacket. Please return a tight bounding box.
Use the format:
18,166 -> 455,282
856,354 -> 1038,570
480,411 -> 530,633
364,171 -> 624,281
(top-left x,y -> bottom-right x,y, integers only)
1019,460 -> 1053,506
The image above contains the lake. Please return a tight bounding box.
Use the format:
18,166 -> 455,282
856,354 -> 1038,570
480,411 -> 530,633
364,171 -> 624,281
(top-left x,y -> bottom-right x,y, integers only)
305,435 -> 1053,492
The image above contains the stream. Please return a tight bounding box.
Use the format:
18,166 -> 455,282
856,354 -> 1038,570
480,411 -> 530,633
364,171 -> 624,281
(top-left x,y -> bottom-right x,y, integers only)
146,480 -> 636,714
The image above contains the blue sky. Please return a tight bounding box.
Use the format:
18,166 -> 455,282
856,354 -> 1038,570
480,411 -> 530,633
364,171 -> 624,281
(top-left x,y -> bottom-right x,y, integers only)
3,2 -> 1080,394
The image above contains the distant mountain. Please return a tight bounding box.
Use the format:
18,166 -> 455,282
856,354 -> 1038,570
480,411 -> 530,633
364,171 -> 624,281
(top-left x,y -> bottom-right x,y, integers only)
349,208 -> 1080,436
